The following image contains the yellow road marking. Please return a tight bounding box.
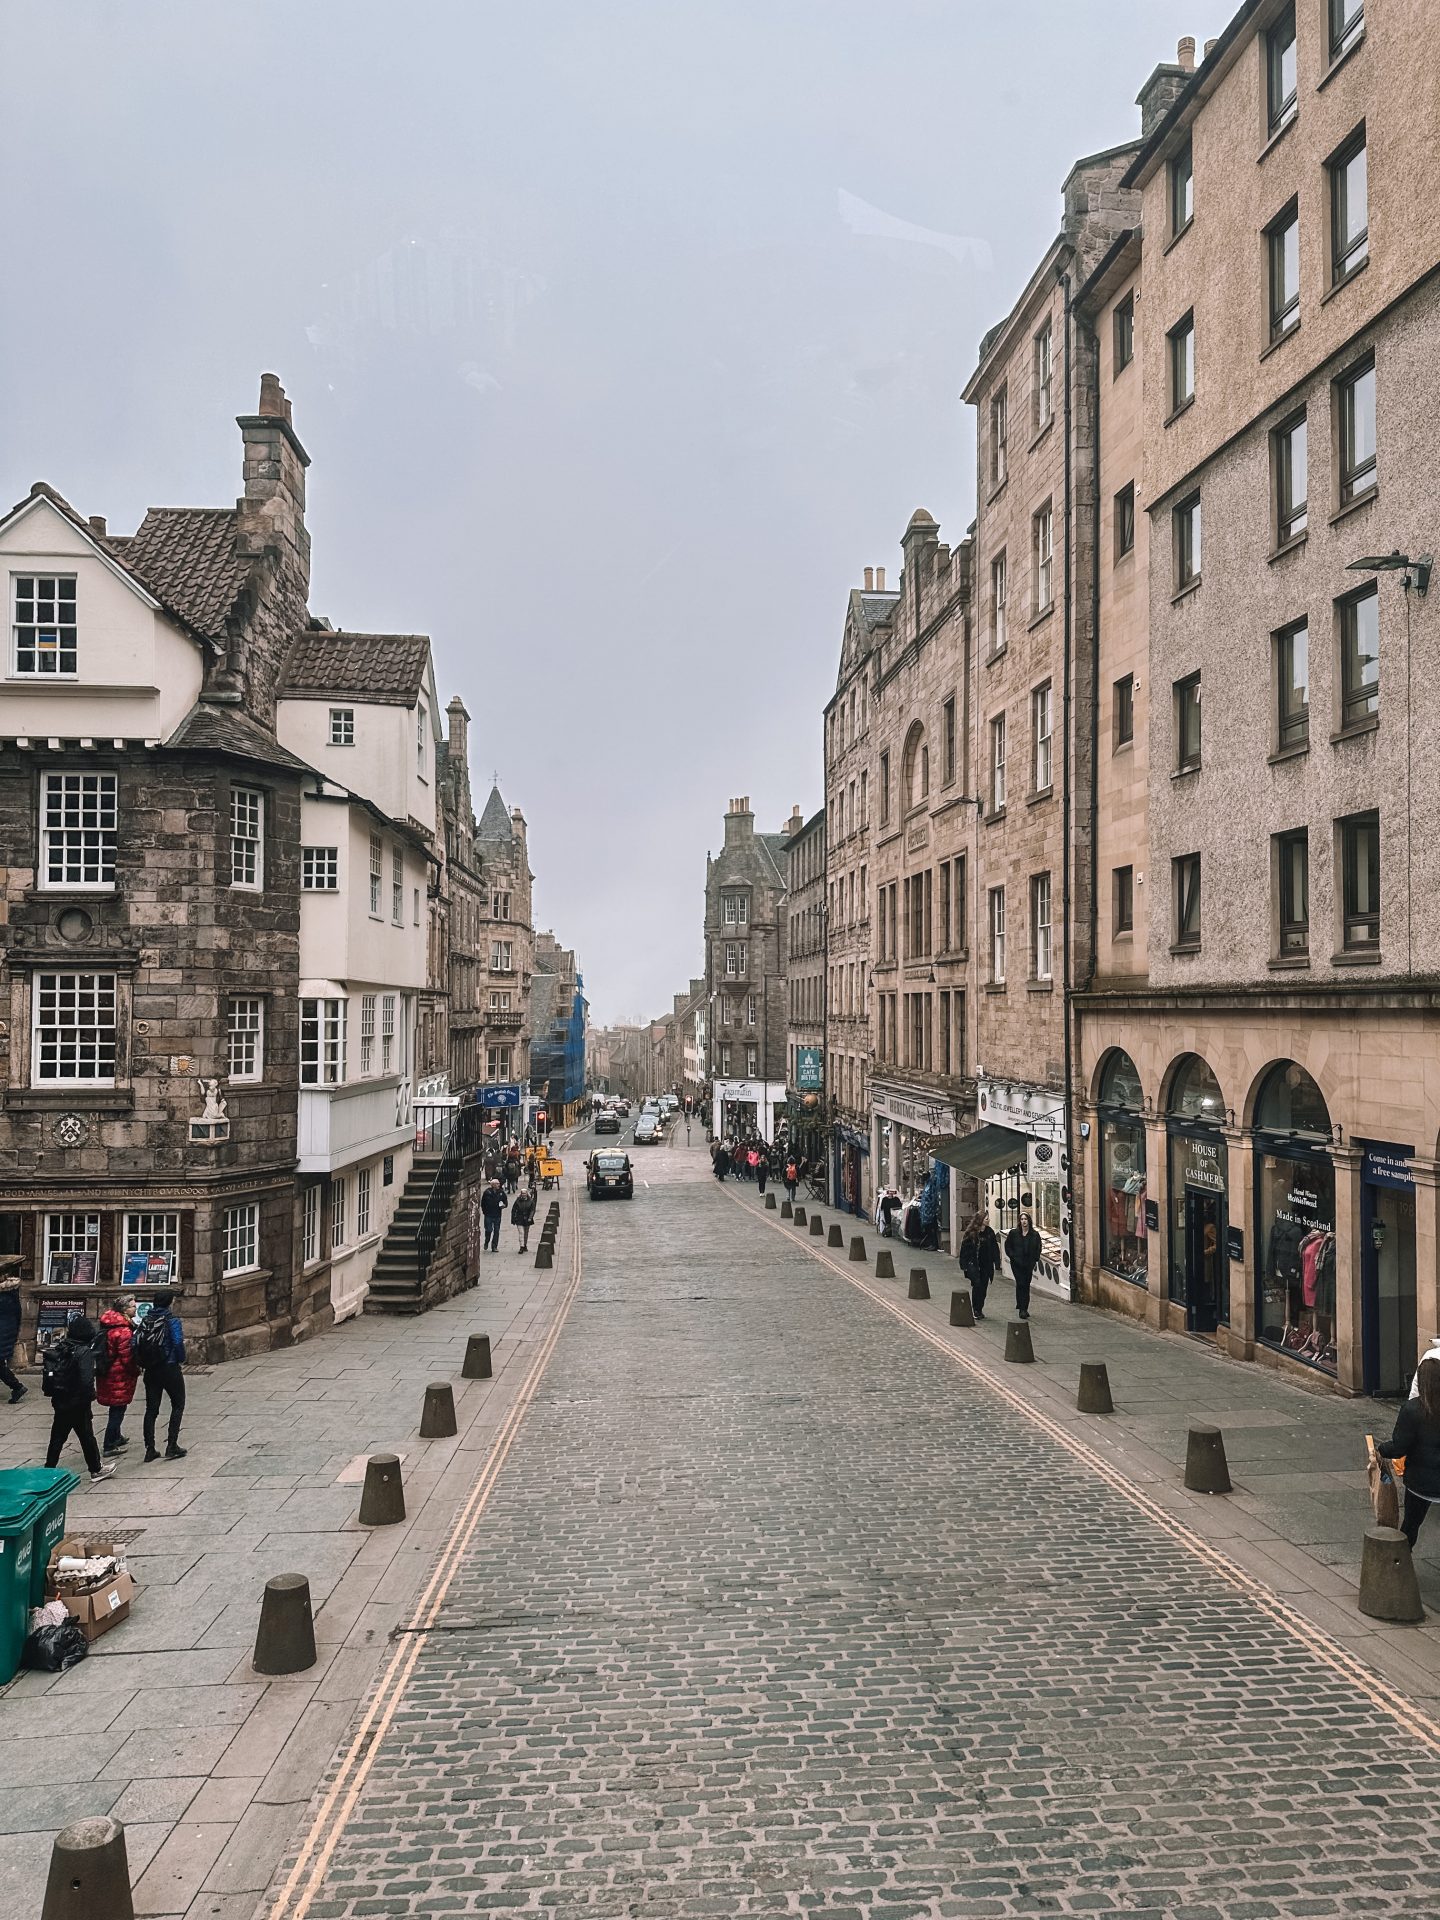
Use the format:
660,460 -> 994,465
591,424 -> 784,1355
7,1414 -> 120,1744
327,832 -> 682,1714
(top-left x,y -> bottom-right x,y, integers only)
267,1184 -> 585,1920
729,1186 -> 1440,1757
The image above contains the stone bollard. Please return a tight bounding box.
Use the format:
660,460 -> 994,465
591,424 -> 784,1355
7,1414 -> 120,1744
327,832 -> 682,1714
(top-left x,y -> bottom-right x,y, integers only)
792,1207 -> 807,1227
849,1235 -> 866,1262
1358,1525 -> 1425,1623
781,1200 -> 793,1219
462,1334 -> 493,1380
809,1213 -> 825,1237
949,1289 -> 975,1327
908,1269 -> 930,1300
1077,1362 -> 1114,1414
358,1453 -> 406,1526
1184,1424 -> 1232,1494
535,1244 -> 554,1269
252,1572 -> 317,1675
875,1250 -> 895,1279
827,1224 -> 844,1248
42,1815 -> 134,1920
765,1193 -> 777,1210
420,1380 -> 458,1438
1004,1320 -> 1035,1364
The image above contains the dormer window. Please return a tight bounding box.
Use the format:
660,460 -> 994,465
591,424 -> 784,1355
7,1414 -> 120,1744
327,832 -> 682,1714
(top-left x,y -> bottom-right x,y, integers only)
13,575 -> 76,675
329,708 -> 355,745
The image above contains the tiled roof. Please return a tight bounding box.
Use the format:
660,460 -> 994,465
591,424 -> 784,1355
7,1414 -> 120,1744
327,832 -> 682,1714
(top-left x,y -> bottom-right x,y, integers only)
110,508 -> 247,641
858,591 -> 897,632
281,632 -> 431,704
167,700 -> 315,773
476,785 -> 514,845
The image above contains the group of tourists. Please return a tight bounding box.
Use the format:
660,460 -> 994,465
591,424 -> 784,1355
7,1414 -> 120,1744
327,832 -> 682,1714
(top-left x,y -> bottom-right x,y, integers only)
956,1212 -> 1043,1322
710,1138 -> 775,1194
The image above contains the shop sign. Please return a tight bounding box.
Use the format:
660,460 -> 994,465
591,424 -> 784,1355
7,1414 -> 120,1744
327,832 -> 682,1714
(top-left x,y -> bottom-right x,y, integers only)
1144,1197 -> 1160,1232
35,1296 -> 88,1345
1178,1133 -> 1227,1192
1362,1144 -> 1415,1191
870,1084 -> 958,1135
478,1084 -> 521,1108
977,1077 -> 1064,1139
796,1047 -> 824,1091
1227,1225 -> 1245,1263
1028,1140 -> 1059,1183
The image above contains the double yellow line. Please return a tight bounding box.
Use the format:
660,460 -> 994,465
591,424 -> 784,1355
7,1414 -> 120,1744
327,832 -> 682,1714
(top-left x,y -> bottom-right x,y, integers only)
266,1186 -> 585,1920
732,1186 -> 1440,1758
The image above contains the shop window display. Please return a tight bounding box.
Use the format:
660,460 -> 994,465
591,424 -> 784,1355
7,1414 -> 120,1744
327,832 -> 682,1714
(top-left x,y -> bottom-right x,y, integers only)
1097,1050 -> 1147,1285
1254,1062 -> 1336,1374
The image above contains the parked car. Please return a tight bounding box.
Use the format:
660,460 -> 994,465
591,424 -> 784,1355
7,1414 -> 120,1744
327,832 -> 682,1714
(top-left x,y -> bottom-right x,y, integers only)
587,1150 -> 635,1199
595,1110 -> 621,1134
633,1114 -> 661,1145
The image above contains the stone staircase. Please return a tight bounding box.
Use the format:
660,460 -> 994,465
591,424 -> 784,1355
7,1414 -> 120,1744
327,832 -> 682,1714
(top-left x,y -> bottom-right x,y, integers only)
364,1151 -> 445,1315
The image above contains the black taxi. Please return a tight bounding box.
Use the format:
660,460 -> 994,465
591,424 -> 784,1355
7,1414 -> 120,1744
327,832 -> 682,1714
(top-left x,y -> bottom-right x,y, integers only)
586,1149 -> 635,1200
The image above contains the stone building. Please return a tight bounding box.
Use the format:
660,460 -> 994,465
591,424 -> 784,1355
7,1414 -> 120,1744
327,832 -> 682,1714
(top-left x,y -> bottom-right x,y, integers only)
784,806 -> 826,1172
439,697 -> 485,1094
0,376 -> 320,1361
473,784 -> 535,1125
863,511 -> 975,1242
824,577 -> 896,1210
959,135 -> 1142,1295
531,931 -> 587,1124
705,798 -> 790,1142
1076,2 -> 1440,1395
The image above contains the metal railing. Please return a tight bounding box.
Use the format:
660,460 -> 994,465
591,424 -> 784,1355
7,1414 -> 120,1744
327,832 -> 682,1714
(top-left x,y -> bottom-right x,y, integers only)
412,1102 -> 484,1292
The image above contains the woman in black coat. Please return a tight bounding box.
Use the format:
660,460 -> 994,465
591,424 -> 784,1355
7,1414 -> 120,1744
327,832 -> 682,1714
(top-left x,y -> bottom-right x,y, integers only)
0,1273 -> 24,1402
958,1214 -> 1001,1320
1379,1357 -> 1440,1548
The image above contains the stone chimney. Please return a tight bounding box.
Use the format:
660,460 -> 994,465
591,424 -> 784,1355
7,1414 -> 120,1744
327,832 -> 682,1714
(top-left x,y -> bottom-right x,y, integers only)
783,804 -> 804,839
864,566 -> 874,590
87,515 -> 106,537
446,694 -> 469,766
1136,41 -> 1193,138
235,370 -> 311,584
723,796 -> 754,849
1204,38 -> 1217,58
875,566 -> 886,590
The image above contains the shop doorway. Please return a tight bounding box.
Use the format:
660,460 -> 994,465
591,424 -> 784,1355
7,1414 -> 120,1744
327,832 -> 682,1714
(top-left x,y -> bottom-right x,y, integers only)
1360,1145 -> 1417,1396
1183,1189 -> 1225,1334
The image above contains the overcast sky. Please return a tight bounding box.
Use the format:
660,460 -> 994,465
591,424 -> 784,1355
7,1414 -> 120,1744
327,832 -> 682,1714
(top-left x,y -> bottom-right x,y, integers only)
3,0 -> 1232,1025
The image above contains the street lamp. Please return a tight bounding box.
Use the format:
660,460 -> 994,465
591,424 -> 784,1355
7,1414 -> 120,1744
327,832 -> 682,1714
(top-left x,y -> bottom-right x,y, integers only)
1346,550 -> 1432,595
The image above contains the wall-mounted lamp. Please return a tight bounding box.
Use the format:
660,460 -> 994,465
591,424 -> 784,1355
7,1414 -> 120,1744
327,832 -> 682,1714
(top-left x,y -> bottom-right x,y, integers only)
1347,550 -> 1433,596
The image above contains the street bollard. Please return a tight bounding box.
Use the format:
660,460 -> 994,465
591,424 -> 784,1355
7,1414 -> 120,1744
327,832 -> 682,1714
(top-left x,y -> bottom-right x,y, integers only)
1358,1525 -> 1425,1622
792,1207 -> 807,1227
358,1453 -> 406,1526
908,1270 -> 930,1300
42,1816 -> 134,1920
809,1214 -> 825,1237
420,1380 -> 458,1438
849,1235 -> 866,1262
462,1333 -> 493,1380
875,1250 -> 895,1279
827,1224 -> 844,1248
949,1289 -> 975,1327
1184,1424 -> 1232,1494
765,1192 -> 777,1210
1004,1319 -> 1035,1364
252,1572 -> 317,1675
781,1200 -> 793,1219
534,1244 -> 554,1269
1077,1362 -> 1114,1414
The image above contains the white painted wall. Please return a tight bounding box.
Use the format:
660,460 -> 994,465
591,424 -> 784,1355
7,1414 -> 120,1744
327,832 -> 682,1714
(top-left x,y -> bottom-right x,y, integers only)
277,655 -> 441,835
297,800 -> 429,990
0,497 -> 204,739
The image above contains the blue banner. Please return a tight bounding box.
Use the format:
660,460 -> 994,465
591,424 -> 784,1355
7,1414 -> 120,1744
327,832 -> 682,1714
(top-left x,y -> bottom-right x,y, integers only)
479,1084 -> 521,1108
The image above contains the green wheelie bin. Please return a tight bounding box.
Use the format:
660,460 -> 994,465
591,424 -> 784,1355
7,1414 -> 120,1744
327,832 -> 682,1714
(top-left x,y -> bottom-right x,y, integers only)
0,1467 -> 82,1606
0,1486 -> 39,1685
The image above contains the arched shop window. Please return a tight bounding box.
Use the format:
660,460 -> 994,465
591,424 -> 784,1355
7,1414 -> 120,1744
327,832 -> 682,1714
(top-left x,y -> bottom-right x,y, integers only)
1097,1050 -> 1147,1286
1165,1054 -> 1229,1330
1254,1061 -> 1336,1376
1168,1053 -> 1225,1123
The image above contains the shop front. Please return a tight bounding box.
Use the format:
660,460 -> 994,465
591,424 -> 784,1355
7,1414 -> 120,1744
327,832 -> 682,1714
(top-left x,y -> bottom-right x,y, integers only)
1360,1143 -> 1418,1396
1166,1055 -> 1229,1335
966,1076 -> 1073,1299
869,1080 -> 962,1244
1095,1050 -> 1148,1291
1252,1063 -> 1336,1376
713,1077 -> 786,1146
832,1121 -> 870,1218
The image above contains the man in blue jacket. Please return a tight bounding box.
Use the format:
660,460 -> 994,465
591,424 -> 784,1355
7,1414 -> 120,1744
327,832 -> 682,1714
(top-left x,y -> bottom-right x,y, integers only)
139,1292 -> 187,1462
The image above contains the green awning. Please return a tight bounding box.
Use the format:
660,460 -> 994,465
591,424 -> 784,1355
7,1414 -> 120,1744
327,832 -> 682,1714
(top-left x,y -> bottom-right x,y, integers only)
929,1124 -> 1030,1177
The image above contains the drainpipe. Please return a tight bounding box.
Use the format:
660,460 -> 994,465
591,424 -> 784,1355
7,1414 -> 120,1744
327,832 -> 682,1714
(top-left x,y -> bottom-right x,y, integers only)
1061,266 -> 1078,1304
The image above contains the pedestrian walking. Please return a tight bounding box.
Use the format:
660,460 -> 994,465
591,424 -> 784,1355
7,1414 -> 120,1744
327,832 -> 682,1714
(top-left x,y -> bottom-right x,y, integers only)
481,1179 -> 506,1253
783,1158 -> 799,1203
756,1150 -> 769,1196
1004,1212 -> 1043,1321
97,1296 -> 140,1454
1378,1357 -> 1440,1549
0,1267 -> 25,1404
42,1315 -> 114,1482
511,1186 -> 536,1252
713,1144 -> 732,1182
958,1214 -> 1001,1320
134,1292 -> 187,1461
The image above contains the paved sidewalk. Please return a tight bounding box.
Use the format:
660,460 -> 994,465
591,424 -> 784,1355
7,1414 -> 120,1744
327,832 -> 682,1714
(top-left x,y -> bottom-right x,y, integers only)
729,1176 -> 1440,1698
0,1207 -> 574,1919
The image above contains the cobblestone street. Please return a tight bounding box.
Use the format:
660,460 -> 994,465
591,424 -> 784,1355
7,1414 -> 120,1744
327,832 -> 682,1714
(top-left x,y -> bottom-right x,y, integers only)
270,1132 -> 1440,1920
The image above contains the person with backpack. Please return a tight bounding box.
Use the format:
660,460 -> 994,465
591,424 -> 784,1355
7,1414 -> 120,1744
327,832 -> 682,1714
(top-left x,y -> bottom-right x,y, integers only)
43,1315 -> 114,1482
783,1158 -> 799,1204
511,1185 -> 537,1253
134,1293 -> 187,1462
0,1268 -> 24,1404
96,1297 -> 140,1455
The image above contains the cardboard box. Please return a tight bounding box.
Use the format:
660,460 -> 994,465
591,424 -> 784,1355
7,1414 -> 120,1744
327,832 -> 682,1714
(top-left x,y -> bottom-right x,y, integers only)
46,1534 -> 137,1645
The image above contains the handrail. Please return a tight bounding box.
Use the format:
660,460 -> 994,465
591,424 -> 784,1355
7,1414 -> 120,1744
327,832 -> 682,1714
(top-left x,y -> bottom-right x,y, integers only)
413,1103 -> 483,1290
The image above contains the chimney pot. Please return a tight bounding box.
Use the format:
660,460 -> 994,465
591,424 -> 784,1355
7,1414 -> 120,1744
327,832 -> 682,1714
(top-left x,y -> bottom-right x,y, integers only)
258,371 -> 288,419
864,566 -> 874,590
875,565 -> 886,590
87,515 -> 107,537
1178,35 -> 1196,70
1204,37 -> 1217,56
